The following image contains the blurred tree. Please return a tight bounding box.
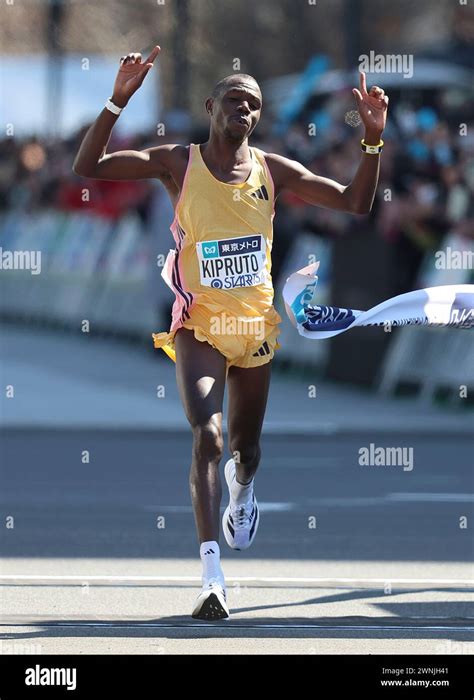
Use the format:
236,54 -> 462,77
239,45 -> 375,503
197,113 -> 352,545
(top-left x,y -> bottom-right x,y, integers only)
0,0 -> 456,119
173,0 -> 190,110
46,0 -> 65,138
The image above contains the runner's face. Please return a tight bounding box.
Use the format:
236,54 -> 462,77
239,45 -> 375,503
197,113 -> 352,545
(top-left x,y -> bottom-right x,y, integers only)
213,84 -> 262,141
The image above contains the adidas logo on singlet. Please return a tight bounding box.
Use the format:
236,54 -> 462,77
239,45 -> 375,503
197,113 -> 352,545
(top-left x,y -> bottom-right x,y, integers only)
249,185 -> 269,201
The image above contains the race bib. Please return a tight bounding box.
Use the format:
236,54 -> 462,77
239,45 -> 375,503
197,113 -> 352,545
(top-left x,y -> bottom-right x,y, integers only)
196,234 -> 267,289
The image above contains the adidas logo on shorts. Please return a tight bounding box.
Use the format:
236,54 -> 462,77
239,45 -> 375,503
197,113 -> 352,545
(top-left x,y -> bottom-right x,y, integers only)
252,341 -> 270,357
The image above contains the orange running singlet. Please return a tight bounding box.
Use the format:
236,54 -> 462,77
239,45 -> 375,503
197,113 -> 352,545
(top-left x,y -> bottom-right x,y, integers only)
152,143 -> 282,368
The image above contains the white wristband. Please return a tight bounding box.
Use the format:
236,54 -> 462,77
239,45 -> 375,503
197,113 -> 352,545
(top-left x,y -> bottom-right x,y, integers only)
105,98 -> 124,115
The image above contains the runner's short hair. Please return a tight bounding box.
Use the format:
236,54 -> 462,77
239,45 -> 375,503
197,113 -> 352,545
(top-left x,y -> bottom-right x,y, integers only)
211,74 -> 261,100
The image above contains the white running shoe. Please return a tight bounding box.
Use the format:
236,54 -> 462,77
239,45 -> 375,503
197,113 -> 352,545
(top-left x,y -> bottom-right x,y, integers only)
222,458 -> 260,551
191,578 -> 230,620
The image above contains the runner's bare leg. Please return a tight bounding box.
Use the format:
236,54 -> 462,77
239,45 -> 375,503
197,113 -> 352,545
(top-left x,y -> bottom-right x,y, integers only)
226,361 -> 272,484
174,327 -> 227,544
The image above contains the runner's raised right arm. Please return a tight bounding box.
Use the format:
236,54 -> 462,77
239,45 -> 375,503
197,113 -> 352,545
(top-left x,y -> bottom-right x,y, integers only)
72,46 -> 178,181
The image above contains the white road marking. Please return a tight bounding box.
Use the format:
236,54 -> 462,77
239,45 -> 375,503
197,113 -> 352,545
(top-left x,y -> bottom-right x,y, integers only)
307,493 -> 474,506
0,575 -> 472,585
145,492 -> 474,511
388,493 -> 474,503
265,457 -> 341,468
143,502 -> 296,512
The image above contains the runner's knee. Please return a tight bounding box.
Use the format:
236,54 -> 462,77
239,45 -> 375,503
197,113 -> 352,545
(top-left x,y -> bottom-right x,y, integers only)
192,420 -> 224,464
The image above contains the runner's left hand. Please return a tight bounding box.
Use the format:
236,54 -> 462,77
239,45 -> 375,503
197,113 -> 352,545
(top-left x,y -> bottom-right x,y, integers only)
352,71 -> 389,138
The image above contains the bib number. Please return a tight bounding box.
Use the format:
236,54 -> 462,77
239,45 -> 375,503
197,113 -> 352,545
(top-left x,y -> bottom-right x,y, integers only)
196,234 -> 267,289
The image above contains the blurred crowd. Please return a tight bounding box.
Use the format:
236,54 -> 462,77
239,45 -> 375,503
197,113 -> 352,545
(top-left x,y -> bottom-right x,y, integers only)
0,83 -> 472,306
256,86 -> 474,296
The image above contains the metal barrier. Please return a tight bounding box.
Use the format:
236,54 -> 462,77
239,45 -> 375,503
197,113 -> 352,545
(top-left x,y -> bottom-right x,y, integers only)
378,326 -> 474,401
0,210 -> 156,337
378,235 -> 474,402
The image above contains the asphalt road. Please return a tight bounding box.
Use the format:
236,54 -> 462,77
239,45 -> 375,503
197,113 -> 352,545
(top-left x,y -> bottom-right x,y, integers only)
1,429 -> 473,654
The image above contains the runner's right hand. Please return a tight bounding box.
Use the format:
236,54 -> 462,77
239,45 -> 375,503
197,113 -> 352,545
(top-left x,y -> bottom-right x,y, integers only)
111,45 -> 161,108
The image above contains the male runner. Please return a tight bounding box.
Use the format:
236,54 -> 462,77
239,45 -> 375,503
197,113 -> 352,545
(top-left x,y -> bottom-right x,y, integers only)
73,45 -> 388,620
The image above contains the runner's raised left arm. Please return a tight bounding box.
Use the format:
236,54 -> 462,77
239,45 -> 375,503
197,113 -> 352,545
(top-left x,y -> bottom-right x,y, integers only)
266,71 -> 388,215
